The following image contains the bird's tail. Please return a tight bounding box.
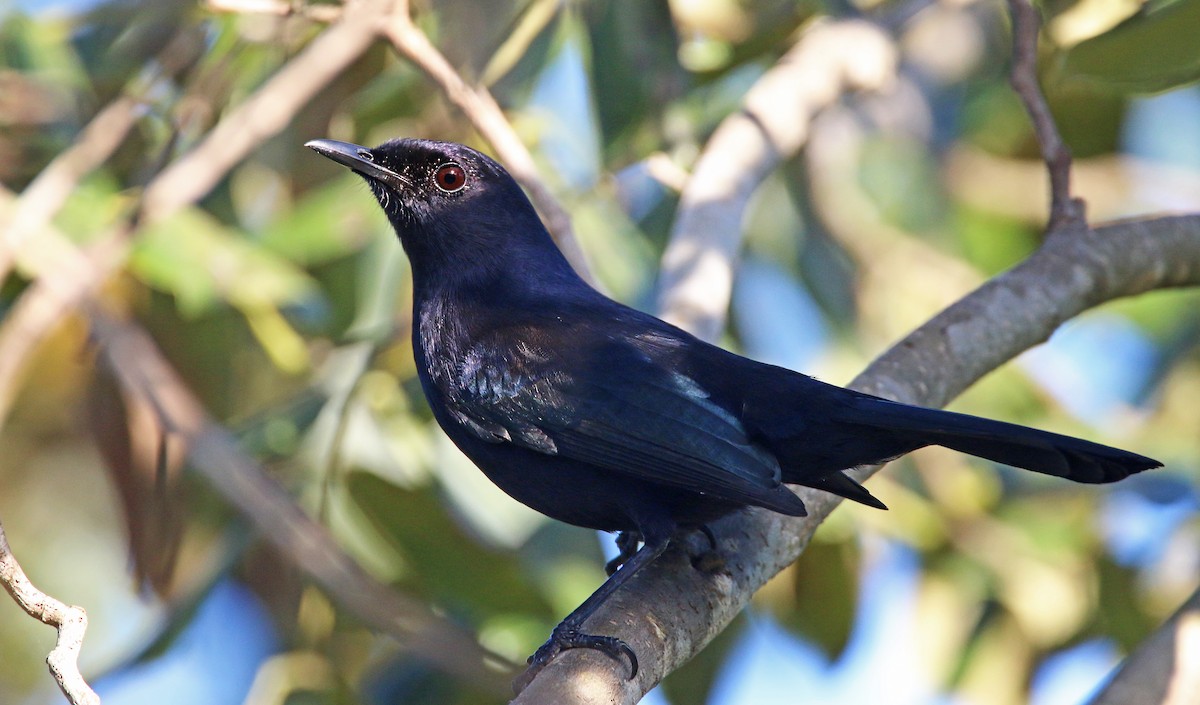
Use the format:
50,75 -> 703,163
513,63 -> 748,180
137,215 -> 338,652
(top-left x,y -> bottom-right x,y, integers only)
835,395 -> 1161,484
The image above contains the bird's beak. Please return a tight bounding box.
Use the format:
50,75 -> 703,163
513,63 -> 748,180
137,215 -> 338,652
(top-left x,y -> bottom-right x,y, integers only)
305,139 -> 410,188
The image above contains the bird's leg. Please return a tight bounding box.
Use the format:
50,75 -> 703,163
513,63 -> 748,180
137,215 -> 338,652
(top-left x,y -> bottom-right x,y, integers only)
605,530 -> 642,576
525,536 -> 670,682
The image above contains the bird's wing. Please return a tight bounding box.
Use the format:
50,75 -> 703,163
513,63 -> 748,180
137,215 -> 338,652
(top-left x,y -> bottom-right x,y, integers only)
442,328 -> 806,515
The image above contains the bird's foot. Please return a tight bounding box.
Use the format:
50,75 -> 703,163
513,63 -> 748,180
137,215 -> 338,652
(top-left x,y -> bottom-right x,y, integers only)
689,525 -> 725,574
520,622 -> 638,685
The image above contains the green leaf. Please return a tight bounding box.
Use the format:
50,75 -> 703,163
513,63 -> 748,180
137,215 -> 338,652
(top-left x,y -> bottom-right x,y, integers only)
54,174 -> 125,243
131,208 -> 317,316
1060,0 -> 1200,94
346,471 -> 551,620
259,177 -> 384,265
774,538 -> 860,658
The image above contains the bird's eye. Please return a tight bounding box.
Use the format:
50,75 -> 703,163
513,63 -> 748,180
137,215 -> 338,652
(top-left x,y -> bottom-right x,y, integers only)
433,163 -> 467,193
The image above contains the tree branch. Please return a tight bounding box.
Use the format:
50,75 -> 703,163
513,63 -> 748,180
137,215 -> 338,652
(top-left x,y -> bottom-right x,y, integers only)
204,0 -> 343,22
141,0 -> 392,221
514,212 -> 1200,705
1007,0 -> 1084,229
379,2 -> 596,286
0,516 -> 99,705
517,10 -> 1200,699
1089,584 -> 1200,705
514,15 -> 1198,701
87,309 -> 514,695
656,19 -> 898,343
0,0 -> 387,431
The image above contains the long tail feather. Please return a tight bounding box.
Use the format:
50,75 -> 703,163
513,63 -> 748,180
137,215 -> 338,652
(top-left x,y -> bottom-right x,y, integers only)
842,396 -> 1160,484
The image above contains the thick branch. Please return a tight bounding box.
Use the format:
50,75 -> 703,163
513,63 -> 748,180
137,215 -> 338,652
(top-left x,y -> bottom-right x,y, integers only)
513,214 -> 1200,704
0,517 -> 99,705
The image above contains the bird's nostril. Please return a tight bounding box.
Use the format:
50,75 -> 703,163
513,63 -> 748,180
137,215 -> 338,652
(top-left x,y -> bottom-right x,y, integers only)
358,149 -> 374,161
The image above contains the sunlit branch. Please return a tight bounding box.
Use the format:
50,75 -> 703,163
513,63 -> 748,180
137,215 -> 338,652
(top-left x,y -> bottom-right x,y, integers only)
0,517 -> 99,705
656,19 -> 898,343
204,0 -> 343,22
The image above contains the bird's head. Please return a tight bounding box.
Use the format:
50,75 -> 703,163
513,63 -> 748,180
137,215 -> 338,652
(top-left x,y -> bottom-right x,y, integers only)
305,137 -> 571,285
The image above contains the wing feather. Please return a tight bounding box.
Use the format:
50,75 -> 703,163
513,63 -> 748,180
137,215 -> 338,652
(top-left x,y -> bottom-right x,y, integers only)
444,334 -> 803,513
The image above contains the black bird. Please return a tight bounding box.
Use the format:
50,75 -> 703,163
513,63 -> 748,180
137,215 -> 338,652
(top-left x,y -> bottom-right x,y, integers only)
306,137 -> 1160,680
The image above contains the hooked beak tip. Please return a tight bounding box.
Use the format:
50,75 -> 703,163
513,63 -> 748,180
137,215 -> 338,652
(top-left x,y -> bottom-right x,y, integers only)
306,138 -> 409,187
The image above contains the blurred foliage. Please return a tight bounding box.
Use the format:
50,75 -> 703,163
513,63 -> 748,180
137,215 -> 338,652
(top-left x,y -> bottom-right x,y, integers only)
0,0 -> 1197,704
1057,0 -> 1200,94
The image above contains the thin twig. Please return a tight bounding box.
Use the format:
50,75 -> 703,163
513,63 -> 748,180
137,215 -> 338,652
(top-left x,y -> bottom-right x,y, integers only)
0,0 -> 387,431
1007,0 -> 1085,230
142,0 -> 392,221
0,96 -> 139,283
0,29 -> 204,284
380,1 -> 596,286
0,517 -> 100,705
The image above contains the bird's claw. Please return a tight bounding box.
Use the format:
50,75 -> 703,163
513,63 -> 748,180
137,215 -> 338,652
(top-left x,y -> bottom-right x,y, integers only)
526,624 -> 639,679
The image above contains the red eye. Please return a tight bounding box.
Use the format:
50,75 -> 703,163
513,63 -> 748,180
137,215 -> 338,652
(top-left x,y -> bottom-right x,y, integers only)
434,163 -> 467,193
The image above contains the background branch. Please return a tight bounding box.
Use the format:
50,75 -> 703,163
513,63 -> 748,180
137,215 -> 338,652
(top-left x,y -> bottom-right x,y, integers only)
0,0 -> 384,428
656,19 -> 897,343
380,2 -> 596,285
0,517 -> 99,705
87,309 -> 513,695
1089,584 -> 1200,705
